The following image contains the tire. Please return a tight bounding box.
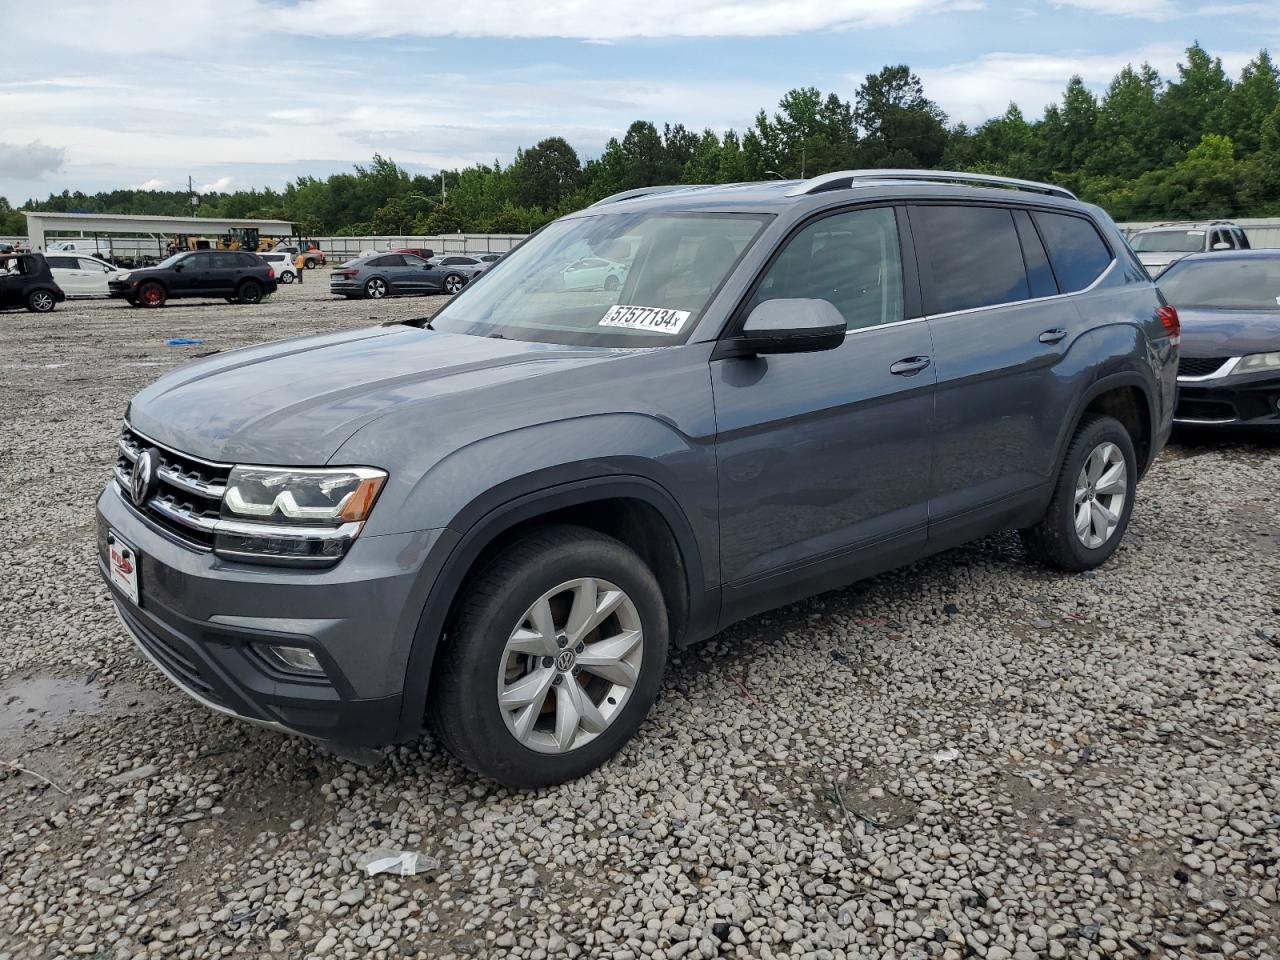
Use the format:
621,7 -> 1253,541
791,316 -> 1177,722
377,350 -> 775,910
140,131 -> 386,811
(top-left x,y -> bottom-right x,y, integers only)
365,277 -> 388,299
1020,414 -> 1137,572
26,290 -> 57,313
443,273 -> 465,295
280,272 -> 294,284
305,259 -> 317,270
237,280 -> 263,304
137,282 -> 166,308
429,524 -> 669,788
603,274 -> 621,291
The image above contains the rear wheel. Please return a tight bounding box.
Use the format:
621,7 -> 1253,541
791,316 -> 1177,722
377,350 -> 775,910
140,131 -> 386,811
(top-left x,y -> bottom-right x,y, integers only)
429,524 -> 669,788
1021,414 -> 1136,571
365,277 -> 387,299
27,290 -> 56,313
279,271 -> 295,284
443,273 -> 465,295
137,282 -> 166,308
237,280 -> 264,304
305,258 -> 317,269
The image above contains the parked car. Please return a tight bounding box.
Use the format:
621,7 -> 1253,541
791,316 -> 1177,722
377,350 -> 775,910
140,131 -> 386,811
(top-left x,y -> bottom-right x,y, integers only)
256,252 -> 299,284
1129,221 -> 1250,275
272,244 -> 325,269
394,247 -> 435,261
108,250 -> 278,308
46,254 -> 126,297
330,253 -> 480,298
475,253 -> 503,263
0,252 -> 65,312
47,238 -> 116,259
561,255 -> 627,291
98,170 -> 1176,788
425,255 -> 488,291
1158,249 -> 1280,428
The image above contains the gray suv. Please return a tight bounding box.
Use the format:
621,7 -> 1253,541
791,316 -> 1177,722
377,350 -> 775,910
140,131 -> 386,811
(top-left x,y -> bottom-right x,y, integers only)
97,170 -> 1178,787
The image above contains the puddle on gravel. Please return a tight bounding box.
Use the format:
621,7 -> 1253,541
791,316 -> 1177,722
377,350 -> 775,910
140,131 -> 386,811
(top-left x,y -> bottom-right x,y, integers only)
0,676 -> 108,739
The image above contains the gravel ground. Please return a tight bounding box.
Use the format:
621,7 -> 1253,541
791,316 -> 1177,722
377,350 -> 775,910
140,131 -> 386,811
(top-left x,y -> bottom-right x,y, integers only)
1,283 -> 1278,960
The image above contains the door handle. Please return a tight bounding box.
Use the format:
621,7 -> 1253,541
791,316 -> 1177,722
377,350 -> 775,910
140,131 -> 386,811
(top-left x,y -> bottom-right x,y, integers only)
889,356 -> 932,376
1039,328 -> 1067,344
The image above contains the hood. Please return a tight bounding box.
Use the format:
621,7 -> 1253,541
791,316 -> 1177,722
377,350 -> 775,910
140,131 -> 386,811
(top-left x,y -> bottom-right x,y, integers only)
126,325 -> 624,464
1176,307 -> 1280,358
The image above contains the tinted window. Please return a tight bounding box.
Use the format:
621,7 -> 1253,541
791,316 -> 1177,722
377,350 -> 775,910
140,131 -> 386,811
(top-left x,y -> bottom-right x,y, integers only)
46,256 -> 77,269
752,206 -> 904,331
184,253 -> 214,269
444,256 -> 477,265
1033,212 -> 1113,293
1012,211 -> 1058,298
403,255 -> 426,266
1236,229 -> 1251,250
209,252 -> 240,268
914,206 -> 1029,314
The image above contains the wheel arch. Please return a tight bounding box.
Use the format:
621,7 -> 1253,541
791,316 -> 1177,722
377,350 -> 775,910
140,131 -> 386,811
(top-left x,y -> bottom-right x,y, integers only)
394,475 -> 715,741
1056,371 -> 1157,478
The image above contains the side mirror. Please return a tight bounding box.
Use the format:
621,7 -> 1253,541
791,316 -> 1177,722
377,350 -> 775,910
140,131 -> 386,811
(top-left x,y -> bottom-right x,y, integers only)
1211,242 -> 1231,251
174,264 -> 184,272
716,299 -> 846,358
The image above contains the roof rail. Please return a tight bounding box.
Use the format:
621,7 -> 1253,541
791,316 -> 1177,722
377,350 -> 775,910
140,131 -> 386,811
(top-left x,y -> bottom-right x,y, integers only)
590,185 -> 700,207
784,169 -> 1077,201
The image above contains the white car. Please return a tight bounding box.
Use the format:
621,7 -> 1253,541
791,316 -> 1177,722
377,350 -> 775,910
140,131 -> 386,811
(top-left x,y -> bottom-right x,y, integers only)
561,256 -> 627,291
47,239 -> 115,258
45,254 -> 125,297
257,252 -> 299,284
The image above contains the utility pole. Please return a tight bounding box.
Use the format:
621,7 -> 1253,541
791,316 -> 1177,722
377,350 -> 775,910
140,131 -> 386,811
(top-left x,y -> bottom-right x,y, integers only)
188,175 -> 197,212
441,172 -> 448,206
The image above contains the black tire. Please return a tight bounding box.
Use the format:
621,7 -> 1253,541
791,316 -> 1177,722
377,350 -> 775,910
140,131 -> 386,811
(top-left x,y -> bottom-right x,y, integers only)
26,289 -> 57,313
443,273 -> 465,295
1020,414 -> 1137,572
279,271 -> 295,284
237,280 -> 263,304
305,259 -> 317,269
137,281 -> 166,308
429,524 -> 669,788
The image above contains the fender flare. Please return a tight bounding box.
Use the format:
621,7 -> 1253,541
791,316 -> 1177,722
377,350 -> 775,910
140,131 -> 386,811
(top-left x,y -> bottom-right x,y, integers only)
393,474 -> 711,741
1053,369 -> 1157,475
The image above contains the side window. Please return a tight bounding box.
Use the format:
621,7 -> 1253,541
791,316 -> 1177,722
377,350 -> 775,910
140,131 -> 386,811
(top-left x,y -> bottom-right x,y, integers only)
46,256 -> 77,269
1235,229 -> 1251,250
1031,212 -> 1114,293
913,205 -> 1029,314
403,255 -> 425,266
78,258 -> 105,271
1012,211 -> 1058,298
750,206 -> 904,331
381,254 -> 406,267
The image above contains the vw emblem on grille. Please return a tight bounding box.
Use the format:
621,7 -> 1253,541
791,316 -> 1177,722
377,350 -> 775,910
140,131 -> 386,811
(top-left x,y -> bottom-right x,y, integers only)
131,449 -> 157,507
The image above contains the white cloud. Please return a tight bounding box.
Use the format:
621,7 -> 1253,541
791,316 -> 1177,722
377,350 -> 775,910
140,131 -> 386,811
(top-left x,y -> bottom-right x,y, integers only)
134,178 -> 172,190
912,45 -> 1257,126
197,176 -> 235,193
1049,0 -> 1178,17
273,0 -> 979,39
0,141 -> 67,180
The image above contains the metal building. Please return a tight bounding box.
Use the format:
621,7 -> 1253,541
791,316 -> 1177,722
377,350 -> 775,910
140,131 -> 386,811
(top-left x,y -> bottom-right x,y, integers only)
22,211 -> 297,259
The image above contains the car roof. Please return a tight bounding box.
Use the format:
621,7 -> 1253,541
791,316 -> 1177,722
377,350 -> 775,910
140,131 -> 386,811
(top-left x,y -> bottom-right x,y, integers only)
562,171 -> 1092,220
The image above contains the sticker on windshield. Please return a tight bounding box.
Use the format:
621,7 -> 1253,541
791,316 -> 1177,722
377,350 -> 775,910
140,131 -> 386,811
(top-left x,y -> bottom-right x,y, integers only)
598,304 -> 691,335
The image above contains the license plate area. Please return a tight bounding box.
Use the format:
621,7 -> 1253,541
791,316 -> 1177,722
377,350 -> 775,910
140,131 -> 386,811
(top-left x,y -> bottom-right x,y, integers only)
107,530 -> 140,605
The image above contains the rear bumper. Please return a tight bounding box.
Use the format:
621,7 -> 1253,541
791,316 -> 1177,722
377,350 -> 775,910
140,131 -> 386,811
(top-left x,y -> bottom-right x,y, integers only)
96,483 -> 451,745
329,280 -> 361,296
1175,374 -> 1280,427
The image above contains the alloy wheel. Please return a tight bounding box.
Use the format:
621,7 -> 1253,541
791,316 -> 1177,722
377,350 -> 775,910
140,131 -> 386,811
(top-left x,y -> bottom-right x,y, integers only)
497,577 -> 644,754
444,274 -> 463,294
1073,441 -> 1127,549
366,278 -> 386,298
30,291 -> 54,312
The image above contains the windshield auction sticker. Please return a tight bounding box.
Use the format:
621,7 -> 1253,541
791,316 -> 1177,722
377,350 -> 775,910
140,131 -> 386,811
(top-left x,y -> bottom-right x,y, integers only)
598,304 -> 691,335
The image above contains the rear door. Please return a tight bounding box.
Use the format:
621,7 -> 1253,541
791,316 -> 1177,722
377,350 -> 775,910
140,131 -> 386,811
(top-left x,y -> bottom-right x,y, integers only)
712,205 -> 935,601
912,203 -> 1113,536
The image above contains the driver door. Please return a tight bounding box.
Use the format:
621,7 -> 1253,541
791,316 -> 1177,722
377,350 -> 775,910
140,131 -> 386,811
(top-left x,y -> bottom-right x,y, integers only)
711,206 -> 935,618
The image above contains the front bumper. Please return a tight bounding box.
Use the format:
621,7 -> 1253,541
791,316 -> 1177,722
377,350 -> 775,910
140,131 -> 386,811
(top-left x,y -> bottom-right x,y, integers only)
96,482 -> 449,745
1175,368 -> 1280,427
108,281 -> 138,299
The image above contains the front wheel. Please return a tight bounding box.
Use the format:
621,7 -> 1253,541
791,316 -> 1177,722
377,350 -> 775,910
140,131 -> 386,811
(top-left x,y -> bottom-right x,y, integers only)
429,524 -> 669,788
443,273 -> 465,295
27,290 -> 57,312
1020,414 -> 1137,571
137,282 -> 166,308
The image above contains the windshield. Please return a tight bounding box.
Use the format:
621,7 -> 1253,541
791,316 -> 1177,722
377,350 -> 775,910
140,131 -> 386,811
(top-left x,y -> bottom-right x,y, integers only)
1131,230 -> 1205,253
428,211 -> 771,346
1159,258 -> 1280,311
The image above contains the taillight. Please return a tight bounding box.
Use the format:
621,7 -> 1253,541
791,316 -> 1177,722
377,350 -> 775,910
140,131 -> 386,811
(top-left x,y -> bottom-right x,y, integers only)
1156,304 -> 1180,343
266,266 -> 275,279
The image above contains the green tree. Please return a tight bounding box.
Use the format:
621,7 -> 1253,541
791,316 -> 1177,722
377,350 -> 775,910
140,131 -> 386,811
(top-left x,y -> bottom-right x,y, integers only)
854,66 -> 948,168
1160,43 -> 1233,159
512,137 -> 581,209
1216,50 -> 1280,155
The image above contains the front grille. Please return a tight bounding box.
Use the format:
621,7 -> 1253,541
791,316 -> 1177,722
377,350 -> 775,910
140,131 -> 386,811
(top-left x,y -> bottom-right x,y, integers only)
1178,357 -> 1229,378
115,425 -> 230,548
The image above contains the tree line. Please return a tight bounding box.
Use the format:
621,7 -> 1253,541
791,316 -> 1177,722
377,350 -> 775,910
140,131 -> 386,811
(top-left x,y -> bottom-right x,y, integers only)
3,43 -> 1277,239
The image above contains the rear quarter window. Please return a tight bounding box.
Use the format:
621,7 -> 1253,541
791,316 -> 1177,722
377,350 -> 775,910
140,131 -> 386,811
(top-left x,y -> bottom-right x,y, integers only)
1032,212 -> 1114,293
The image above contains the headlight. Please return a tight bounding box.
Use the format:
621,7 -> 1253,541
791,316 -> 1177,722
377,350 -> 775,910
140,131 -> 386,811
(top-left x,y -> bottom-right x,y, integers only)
118,272 -> 131,281
215,466 -> 387,565
1236,352 -> 1280,374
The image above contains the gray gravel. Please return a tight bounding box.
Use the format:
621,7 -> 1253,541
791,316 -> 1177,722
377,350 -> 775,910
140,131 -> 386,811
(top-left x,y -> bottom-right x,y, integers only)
2,284 -> 1279,959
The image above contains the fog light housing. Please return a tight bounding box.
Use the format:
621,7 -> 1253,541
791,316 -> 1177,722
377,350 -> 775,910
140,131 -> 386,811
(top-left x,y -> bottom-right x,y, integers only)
256,643 -> 324,676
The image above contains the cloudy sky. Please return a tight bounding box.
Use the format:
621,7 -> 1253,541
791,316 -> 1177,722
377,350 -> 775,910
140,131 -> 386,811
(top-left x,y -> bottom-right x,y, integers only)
1,0 -> 1276,205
